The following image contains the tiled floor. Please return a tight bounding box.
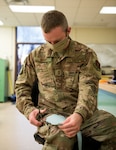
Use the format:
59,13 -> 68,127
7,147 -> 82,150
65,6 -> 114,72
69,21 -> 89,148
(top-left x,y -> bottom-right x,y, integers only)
0,83 -> 116,150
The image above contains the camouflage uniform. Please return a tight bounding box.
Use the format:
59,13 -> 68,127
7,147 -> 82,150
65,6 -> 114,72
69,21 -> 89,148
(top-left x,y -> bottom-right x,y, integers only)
15,38 -> 116,150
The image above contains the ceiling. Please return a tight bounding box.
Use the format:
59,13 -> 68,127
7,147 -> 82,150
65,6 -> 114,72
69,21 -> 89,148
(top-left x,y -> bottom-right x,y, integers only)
0,0 -> 116,28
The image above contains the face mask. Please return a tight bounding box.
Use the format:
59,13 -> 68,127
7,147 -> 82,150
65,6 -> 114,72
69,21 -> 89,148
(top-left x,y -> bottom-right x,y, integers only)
47,37 -> 69,53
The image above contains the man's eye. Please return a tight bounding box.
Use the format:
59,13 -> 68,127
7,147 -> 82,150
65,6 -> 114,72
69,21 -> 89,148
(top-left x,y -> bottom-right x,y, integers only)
47,39 -> 61,44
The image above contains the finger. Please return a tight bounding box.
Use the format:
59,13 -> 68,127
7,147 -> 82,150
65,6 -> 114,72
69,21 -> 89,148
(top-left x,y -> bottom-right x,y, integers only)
65,132 -> 76,138
62,117 -> 70,124
30,118 -> 42,127
59,122 -> 72,129
40,108 -> 46,114
65,133 -> 76,138
61,126 -> 79,134
65,130 -> 77,138
34,109 -> 39,117
61,127 -> 74,133
34,120 -> 43,127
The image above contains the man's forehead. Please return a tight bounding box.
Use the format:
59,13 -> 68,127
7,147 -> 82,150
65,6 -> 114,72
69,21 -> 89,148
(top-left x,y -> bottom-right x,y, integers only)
43,27 -> 65,42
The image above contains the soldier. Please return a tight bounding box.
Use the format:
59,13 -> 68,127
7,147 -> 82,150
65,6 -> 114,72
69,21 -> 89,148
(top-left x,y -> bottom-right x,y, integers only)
15,10 -> 116,150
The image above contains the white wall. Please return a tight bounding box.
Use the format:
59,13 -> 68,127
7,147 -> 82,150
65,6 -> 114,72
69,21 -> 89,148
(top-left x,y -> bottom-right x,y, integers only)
70,28 -> 116,44
70,28 -> 116,67
0,27 -> 15,94
0,26 -> 116,95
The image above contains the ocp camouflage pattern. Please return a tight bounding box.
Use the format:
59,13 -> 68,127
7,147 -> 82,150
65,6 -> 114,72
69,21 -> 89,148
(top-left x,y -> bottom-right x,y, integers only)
15,39 -> 116,150
15,39 -> 101,120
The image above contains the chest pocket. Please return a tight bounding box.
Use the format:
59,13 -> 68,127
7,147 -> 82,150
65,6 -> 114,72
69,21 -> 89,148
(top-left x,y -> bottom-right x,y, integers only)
63,64 -> 78,90
36,61 -> 55,87
63,58 -> 84,91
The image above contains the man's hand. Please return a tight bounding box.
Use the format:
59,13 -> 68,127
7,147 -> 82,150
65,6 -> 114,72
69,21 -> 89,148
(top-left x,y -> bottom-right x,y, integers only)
29,108 -> 46,127
59,113 -> 83,138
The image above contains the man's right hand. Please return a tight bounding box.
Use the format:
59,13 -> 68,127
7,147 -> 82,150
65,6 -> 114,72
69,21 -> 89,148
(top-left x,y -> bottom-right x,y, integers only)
29,109 -> 42,127
29,108 -> 46,127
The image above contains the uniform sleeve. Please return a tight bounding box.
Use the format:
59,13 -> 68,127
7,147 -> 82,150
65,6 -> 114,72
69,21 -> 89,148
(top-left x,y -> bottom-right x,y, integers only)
15,52 -> 37,119
74,50 -> 101,121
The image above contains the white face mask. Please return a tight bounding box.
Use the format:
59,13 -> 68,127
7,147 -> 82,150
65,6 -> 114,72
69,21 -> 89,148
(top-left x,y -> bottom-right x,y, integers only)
47,37 -> 69,52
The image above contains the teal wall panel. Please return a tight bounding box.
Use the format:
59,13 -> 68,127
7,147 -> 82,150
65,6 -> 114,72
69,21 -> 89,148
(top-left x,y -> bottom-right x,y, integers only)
0,59 -> 8,102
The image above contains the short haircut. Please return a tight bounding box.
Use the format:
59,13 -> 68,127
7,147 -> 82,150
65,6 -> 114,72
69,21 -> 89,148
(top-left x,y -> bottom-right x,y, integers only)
41,10 -> 68,33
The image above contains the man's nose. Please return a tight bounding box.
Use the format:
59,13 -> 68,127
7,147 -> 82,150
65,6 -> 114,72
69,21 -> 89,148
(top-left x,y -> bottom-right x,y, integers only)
50,42 -> 56,45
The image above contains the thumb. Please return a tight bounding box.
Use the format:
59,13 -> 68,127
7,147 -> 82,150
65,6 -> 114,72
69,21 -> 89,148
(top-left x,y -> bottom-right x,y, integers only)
62,116 -> 70,124
40,108 -> 46,114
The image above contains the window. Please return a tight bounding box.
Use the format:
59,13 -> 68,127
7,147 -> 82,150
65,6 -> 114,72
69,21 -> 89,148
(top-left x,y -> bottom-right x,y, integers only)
16,26 -> 45,77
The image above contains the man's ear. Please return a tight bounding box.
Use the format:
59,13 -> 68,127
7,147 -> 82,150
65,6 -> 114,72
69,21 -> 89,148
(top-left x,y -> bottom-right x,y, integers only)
67,27 -> 71,33
67,27 -> 71,35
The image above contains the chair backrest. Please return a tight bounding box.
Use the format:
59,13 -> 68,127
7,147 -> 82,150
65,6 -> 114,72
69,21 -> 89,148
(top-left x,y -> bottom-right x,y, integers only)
31,80 -> 39,106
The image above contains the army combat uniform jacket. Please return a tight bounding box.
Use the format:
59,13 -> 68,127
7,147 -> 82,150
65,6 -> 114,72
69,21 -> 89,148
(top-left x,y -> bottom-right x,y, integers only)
15,39 -> 101,121
15,39 -> 116,150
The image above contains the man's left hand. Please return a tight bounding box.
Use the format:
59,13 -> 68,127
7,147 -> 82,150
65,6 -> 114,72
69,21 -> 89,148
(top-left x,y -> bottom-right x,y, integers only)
59,113 -> 83,138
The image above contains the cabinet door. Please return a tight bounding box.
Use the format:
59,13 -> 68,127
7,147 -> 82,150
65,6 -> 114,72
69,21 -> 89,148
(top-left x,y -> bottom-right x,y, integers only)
0,59 -> 8,102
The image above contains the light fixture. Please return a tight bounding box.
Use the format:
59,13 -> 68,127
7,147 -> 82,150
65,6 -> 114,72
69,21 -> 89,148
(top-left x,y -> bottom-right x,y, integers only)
0,20 -> 4,25
9,5 -> 55,13
6,0 -> 28,5
100,6 -> 116,14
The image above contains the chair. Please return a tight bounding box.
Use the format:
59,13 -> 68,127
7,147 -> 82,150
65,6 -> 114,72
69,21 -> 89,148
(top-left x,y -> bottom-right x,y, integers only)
73,135 -> 101,150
